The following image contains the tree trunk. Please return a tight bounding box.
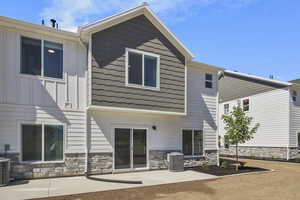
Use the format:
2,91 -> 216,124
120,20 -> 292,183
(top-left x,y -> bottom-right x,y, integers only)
235,143 -> 239,171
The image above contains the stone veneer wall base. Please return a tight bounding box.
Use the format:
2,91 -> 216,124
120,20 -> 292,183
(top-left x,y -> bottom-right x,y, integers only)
0,153 -> 113,180
2,150 -> 218,180
220,146 -> 300,160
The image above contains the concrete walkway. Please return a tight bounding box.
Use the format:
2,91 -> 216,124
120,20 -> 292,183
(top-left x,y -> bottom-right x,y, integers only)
0,170 -> 217,200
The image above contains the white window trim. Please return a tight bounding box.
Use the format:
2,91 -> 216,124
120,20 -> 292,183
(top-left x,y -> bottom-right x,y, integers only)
205,73 -> 213,89
125,48 -> 160,91
19,121 -> 66,164
181,128 -> 205,157
19,35 -> 65,81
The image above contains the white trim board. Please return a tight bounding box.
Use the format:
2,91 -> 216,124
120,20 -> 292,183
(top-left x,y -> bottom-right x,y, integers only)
87,105 -> 186,116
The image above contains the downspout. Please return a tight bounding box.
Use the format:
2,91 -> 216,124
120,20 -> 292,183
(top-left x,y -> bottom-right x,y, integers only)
217,70 -> 225,166
79,35 -> 90,176
287,85 -> 292,161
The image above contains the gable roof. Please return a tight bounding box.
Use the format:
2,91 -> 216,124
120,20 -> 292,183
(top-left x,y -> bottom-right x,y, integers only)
219,70 -> 292,103
79,3 -> 195,61
224,70 -> 292,87
290,79 -> 300,84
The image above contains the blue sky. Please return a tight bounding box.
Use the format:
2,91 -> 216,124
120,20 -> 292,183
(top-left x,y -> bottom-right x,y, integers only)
1,0 -> 299,81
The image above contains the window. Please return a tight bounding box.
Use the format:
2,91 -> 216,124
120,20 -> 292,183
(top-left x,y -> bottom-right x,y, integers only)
298,132 -> 300,150
224,135 -> 229,149
224,104 -> 229,114
126,49 -> 159,89
292,91 -> 297,102
21,124 -> 64,162
182,129 -> 203,156
21,37 -> 42,76
21,36 -> 63,79
243,99 -> 250,111
44,41 -> 63,78
205,73 -> 213,88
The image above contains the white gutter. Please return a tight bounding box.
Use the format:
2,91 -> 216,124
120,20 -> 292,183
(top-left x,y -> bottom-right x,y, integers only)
225,70 -> 292,87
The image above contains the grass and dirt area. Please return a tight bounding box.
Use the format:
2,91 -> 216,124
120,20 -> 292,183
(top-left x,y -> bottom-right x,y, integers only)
34,158 -> 300,200
190,158 -> 269,176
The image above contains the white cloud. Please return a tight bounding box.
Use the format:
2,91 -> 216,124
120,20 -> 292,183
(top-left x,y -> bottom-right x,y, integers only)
40,0 -> 257,32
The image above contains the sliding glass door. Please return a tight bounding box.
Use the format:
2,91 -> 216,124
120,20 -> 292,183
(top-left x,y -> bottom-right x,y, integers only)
133,129 -> 147,168
114,128 -> 147,171
114,129 -> 131,170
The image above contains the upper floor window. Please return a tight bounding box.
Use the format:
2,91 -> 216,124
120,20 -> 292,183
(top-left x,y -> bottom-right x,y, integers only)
292,90 -> 297,102
21,36 -> 63,79
126,48 -> 160,89
224,104 -> 229,114
205,73 -> 213,88
243,99 -> 250,111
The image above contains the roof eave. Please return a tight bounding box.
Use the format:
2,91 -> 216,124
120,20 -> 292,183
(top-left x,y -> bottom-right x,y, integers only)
0,16 -> 79,41
188,61 -> 224,72
224,70 -> 292,87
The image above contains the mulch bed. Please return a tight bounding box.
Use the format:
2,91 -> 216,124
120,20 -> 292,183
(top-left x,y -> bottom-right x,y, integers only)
189,159 -> 269,176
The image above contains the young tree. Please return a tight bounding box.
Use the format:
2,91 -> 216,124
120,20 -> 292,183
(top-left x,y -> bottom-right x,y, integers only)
222,103 -> 259,169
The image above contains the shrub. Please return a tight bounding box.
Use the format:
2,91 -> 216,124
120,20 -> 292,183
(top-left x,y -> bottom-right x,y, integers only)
220,160 -> 229,168
239,161 -> 246,168
201,163 -> 209,169
295,158 -> 300,163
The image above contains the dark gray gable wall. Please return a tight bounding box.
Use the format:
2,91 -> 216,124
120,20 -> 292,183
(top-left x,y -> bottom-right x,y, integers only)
91,15 -> 186,113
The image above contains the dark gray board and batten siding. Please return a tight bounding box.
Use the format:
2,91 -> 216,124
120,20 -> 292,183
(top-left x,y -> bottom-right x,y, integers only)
91,15 -> 186,113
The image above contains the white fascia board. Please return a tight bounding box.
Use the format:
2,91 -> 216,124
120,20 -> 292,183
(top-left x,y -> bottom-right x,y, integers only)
79,5 -> 194,60
225,70 -> 292,87
87,105 -> 186,116
0,16 -> 79,41
79,4 -> 146,30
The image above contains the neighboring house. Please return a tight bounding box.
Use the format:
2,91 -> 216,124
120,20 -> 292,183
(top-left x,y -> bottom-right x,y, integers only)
219,70 -> 300,160
0,4 -> 223,179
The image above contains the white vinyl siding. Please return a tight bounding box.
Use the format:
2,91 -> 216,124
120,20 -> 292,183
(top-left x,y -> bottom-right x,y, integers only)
0,28 -> 86,109
183,66 -> 218,150
289,88 -> 300,147
88,110 -> 183,153
219,88 -> 290,147
0,103 -> 86,154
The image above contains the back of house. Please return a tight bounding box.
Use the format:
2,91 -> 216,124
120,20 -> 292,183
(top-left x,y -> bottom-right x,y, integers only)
218,70 -> 300,160
0,4 -> 222,179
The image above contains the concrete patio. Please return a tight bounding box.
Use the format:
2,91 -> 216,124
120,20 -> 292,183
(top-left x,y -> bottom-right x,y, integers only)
0,169 -> 217,200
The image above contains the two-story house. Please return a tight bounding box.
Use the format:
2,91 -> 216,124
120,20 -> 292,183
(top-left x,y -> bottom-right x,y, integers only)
0,4 -> 223,179
219,70 -> 300,160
